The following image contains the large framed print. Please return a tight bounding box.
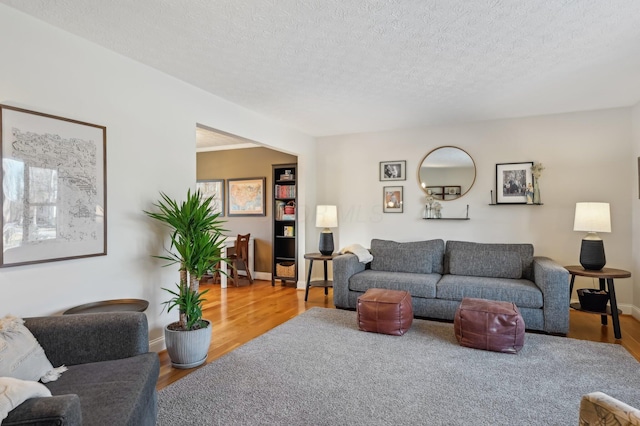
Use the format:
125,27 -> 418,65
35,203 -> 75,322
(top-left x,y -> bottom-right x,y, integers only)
496,162 -> 533,204
0,105 -> 107,267
228,177 -> 266,216
196,179 -> 224,216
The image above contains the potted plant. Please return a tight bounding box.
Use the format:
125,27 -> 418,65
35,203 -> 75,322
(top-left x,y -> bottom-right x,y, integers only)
144,189 -> 228,368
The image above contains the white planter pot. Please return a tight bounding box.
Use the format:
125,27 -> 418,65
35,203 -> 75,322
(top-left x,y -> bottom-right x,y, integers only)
164,320 -> 212,369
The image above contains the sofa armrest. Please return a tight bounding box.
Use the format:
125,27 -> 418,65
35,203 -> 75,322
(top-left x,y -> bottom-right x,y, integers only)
333,254 -> 367,308
580,392 -> 640,425
24,312 -> 150,366
3,394 -> 82,426
532,256 -> 570,334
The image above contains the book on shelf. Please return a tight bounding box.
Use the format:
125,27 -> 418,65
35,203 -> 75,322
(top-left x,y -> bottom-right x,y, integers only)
275,200 -> 285,220
274,184 -> 296,199
283,226 -> 294,237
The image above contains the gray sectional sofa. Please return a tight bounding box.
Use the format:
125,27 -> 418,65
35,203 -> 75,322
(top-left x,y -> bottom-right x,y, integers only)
4,312 -> 159,426
333,239 -> 570,334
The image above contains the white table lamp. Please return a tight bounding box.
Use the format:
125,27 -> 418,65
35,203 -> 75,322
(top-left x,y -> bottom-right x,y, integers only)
573,202 -> 611,270
316,205 -> 338,255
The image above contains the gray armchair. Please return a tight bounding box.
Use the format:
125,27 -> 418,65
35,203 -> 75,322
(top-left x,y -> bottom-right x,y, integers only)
3,312 -> 159,426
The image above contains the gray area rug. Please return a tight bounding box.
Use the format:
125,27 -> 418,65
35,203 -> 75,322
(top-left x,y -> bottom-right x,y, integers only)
157,308 -> 640,425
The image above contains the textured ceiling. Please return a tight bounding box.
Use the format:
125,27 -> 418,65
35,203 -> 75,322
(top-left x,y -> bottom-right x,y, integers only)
3,0 -> 640,137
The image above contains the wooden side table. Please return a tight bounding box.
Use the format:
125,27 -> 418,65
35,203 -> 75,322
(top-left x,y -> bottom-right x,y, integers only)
304,253 -> 337,302
565,265 -> 631,339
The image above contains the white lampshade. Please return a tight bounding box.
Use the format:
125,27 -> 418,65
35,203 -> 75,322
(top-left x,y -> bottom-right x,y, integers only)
316,205 -> 338,228
573,202 -> 611,233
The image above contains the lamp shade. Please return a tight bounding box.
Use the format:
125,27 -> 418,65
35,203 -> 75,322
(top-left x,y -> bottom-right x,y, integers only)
316,205 -> 338,228
573,203 -> 611,233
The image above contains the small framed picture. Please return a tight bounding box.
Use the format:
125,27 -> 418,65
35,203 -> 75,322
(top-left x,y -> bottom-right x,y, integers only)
383,186 -> 403,213
380,160 -> 406,181
496,162 -> 533,204
445,186 -> 461,196
196,179 -> 224,216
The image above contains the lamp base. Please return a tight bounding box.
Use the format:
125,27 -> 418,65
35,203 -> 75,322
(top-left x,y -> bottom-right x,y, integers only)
579,239 -> 606,270
319,232 -> 334,256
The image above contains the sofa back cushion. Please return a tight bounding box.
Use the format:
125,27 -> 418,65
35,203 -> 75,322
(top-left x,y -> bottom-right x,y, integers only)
444,241 -> 534,280
449,249 -> 522,279
370,239 -> 444,274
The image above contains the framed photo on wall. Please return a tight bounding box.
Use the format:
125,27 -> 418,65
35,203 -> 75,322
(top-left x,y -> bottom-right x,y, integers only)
0,104 -> 107,267
496,162 -> 533,204
383,186 -> 403,213
196,179 -> 224,216
380,160 -> 406,181
228,177 -> 266,216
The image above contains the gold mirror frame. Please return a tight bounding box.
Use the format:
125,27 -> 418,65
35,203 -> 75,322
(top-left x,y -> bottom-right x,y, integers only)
417,146 -> 476,201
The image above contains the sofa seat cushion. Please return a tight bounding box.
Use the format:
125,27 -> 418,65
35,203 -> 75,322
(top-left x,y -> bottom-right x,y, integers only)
371,239 -> 445,274
44,353 -> 158,426
436,275 -> 543,308
349,270 -> 439,298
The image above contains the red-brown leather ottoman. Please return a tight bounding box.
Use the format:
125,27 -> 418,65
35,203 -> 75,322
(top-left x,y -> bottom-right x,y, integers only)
454,297 -> 525,354
357,288 -> 413,336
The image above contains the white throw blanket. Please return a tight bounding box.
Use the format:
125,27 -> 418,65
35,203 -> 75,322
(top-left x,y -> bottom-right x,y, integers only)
339,244 -> 373,263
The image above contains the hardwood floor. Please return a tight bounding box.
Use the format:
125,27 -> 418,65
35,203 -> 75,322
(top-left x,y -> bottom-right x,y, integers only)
157,280 -> 640,390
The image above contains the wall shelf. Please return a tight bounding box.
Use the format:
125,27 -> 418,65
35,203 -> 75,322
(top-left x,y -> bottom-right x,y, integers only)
423,218 -> 470,221
488,203 -> 543,206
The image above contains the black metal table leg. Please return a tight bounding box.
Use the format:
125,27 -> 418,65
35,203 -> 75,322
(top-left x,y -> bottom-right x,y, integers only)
323,260 -> 329,296
305,259 -> 314,302
607,278 -> 622,339
599,278 -> 607,326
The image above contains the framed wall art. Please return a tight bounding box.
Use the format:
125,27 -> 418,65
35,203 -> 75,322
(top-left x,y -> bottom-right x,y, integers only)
380,160 -> 406,181
0,104 -> 107,267
496,162 -> 533,204
228,177 -> 266,216
196,179 -> 224,216
383,186 -> 403,213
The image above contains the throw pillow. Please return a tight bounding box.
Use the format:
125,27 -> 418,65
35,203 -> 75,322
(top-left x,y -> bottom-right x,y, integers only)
0,315 -> 67,383
371,247 -> 433,274
449,250 -> 522,279
339,244 -> 373,263
0,376 -> 51,421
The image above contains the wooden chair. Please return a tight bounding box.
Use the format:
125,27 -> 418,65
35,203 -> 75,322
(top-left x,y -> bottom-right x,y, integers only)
229,234 -> 253,286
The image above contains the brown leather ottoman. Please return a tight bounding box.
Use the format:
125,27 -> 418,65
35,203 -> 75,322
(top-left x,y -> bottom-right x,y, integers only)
357,288 -> 413,336
454,297 -> 525,354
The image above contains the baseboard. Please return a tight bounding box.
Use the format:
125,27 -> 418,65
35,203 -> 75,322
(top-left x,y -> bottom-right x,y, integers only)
149,336 -> 165,353
254,271 -> 270,281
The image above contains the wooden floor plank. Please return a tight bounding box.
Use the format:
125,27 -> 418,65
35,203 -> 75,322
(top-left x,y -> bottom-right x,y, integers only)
156,280 -> 640,390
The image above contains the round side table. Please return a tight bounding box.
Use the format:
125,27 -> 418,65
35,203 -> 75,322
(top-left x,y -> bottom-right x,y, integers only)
565,265 -> 631,339
304,253 -> 338,302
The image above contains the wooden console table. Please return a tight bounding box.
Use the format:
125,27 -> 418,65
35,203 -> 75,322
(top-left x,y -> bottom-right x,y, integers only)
565,265 -> 631,339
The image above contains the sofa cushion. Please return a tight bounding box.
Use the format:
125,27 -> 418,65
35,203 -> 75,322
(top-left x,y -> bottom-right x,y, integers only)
41,353 -> 159,426
436,275 -> 543,309
371,239 -> 444,274
349,270 -> 439,298
445,241 -> 534,280
371,247 -> 432,274
449,249 -> 522,279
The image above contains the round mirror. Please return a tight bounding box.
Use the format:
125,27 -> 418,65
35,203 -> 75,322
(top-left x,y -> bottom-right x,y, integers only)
418,146 -> 476,200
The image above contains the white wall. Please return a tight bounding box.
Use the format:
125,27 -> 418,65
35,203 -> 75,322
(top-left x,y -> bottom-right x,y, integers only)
0,5 -> 315,348
632,102 -> 640,319
317,108 -> 636,312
